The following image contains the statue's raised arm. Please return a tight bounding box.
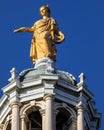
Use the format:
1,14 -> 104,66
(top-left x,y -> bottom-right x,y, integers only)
14,5 -> 65,64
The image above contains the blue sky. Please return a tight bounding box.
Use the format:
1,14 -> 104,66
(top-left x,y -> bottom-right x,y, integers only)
0,0 -> 104,129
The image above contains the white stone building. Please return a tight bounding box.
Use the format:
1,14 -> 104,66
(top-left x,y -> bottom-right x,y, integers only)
0,58 -> 101,130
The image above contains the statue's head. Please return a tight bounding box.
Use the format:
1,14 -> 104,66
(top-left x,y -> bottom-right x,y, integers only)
40,5 -> 50,17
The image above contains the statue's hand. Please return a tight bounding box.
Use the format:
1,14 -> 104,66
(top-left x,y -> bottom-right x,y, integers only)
55,31 -> 65,43
14,27 -> 26,33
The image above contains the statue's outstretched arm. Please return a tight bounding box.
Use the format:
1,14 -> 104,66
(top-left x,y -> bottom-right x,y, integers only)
14,27 -> 35,33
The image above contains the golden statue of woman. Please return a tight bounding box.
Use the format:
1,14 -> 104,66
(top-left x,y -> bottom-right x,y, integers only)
14,5 -> 64,64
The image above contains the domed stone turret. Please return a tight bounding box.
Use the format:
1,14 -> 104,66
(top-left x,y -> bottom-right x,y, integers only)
0,60 -> 101,130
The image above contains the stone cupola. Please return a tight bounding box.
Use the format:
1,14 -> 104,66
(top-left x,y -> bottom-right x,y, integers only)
0,58 -> 101,130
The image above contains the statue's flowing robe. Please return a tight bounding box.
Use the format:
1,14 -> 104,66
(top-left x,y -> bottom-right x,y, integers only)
30,18 -> 57,63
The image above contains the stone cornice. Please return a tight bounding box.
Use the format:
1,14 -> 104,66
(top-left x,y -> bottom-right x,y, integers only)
0,95 -> 8,107
2,79 -> 21,94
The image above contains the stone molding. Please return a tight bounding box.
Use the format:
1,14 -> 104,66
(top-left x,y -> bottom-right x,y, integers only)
39,109 -> 45,116
9,101 -> 21,109
54,102 -> 76,118
69,116 -> 77,125
20,100 -> 45,116
76,104 -> 88,112
43,94 -> 55,101
20,114 -> 29,123
3,115 -> 11,130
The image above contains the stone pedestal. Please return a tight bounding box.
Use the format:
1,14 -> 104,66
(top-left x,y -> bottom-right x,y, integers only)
34,57 -> 55,73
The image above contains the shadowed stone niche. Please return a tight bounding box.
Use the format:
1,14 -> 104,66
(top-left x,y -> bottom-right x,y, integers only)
28,111 -> 42,130
56,108 -> 76,130
6,123 -> 11,130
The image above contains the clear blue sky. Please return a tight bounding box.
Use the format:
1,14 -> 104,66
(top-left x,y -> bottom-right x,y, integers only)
0,0 -> 104,129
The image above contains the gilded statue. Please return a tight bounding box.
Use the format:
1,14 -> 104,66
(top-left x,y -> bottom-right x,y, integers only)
14,5 -> 65,64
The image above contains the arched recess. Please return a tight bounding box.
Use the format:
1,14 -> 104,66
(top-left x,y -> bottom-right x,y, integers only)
55,102 -> 77,130
5,122 -> 11,130
28,110 -> 42,130
20,100 -> 45,115
3,120 -> 11,130
20,100 -> 45,130
3,115 -> 12,130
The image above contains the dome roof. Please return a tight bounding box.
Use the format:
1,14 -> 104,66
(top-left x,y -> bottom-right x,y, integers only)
18,65 -> 77,86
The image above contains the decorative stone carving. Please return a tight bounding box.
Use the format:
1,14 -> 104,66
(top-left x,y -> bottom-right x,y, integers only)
77,73 -> 87,87
8,68 -> 17,82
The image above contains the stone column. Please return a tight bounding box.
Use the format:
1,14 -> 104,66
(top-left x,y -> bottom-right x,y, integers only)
77,106 -> 84,130
20,114 -> 28,130
44,94 -> 54,130
39,109 -> 45,130
10,101 -> 21,130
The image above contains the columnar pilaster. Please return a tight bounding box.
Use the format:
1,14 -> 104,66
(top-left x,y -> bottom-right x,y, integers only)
10,101 -> 21,130
53,110 -> 59,130
20,114 -> 28,130
77,106 -> 84,130
21,115 -> 25,130
44,94 -> 54,130
39,109 -> 45,130
70,117 -> 77,130
0,124 -> 3,130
